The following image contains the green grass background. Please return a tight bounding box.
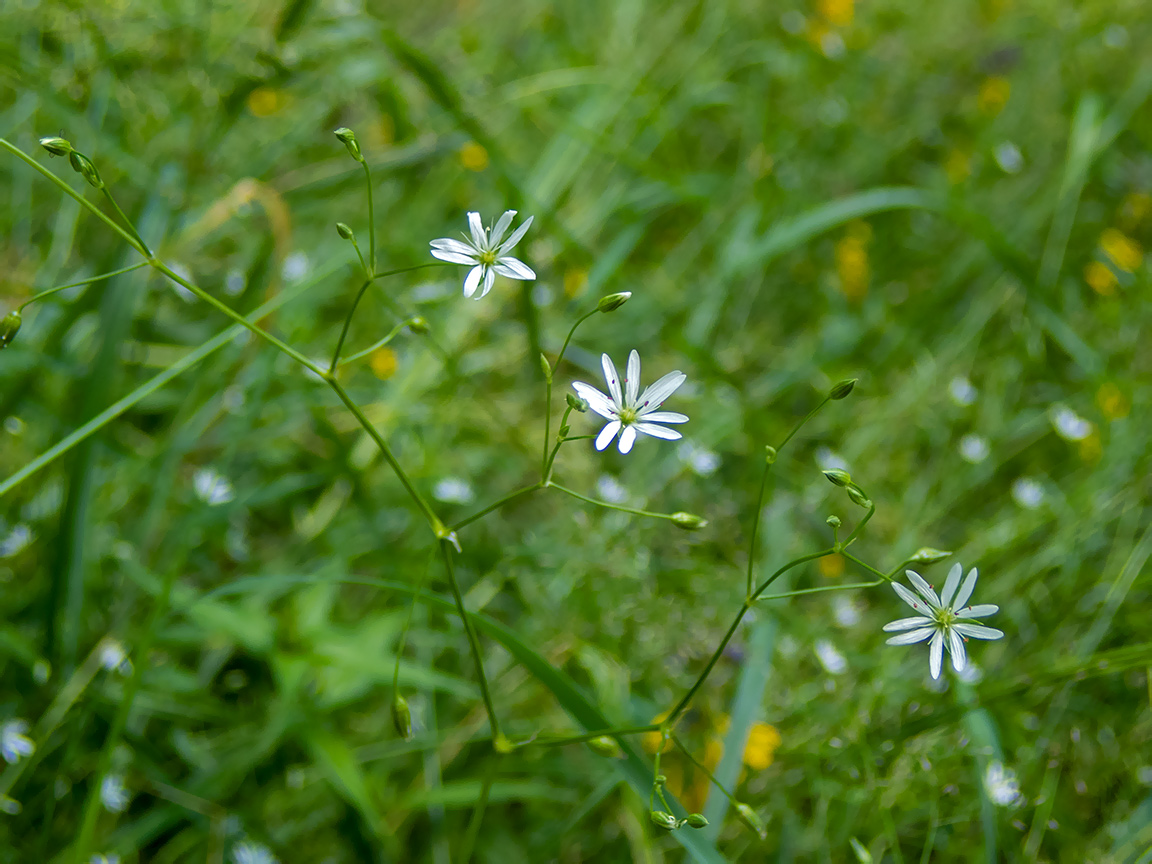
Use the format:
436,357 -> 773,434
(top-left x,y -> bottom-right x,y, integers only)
1,0 -> 1150,861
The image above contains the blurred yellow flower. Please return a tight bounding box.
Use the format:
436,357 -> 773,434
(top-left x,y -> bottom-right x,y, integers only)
370,347 -> 399,379
1096,383 -> 1130,421
743,723 -> 781,770
835,226 -> 869,302
563,267 -> 588,299
459,141 -> 489,172
1078,429 -> 1102,463
978,77 -> 1011,116
1084,261 -> 1117,296
247,86 -> 284,118
817,0 -> 854,27
705,737 -> 723,769
819,553 -> 845,578
1119,192 -> 1151,229
1099,228 -> 1142,273
944,149 -> 971,184
643,711 -> 670,753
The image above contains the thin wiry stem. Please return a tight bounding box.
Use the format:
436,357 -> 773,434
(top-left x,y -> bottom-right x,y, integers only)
440,540 -> 500,739
18,262 -> 149,310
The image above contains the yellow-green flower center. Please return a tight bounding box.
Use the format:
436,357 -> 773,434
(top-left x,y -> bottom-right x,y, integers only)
479,250 -> 497,266
619,407 -> 638,425
933,606 -> 957,628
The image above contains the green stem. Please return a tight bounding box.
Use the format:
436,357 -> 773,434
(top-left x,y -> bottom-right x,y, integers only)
362,160 -> 376,274
338,318 -> 417,368
329,279 -> 373,373
372,262 -> 448,280
542,309 -> 598,478
17,262 -> 149,310
535,725 -> 660,747
547,482 -> 679,523
440,540 -> 500,739
670,733 -> 739,807
101,186 -> 152,257
754,580 -> 883,602
841,498 -> 876,547
348,236 -> 370,279
459,756 -> 497,864
842,551 -> 900,582
752,548 -> 835,598
451,483 -> 543,532
542,405 -> 574,481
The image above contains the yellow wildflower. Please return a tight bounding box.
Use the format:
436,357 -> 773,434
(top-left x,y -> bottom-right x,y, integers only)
1096,383 -> 1130,421
459,141 -> 489,172
743,723 -> 782,771
1099,228 -> 1143,273
1119,192 -> 1151,229
944,149 -> 971,184
643,711 -> 671,754
563,267 -> 588,299
835,225 -> 870,302
819,553 -> 845,579
247,87 -> 283,118
1084,261 -> 1118,296
369,347 -> 398,379
817,0 -> 854,27
978,77 -> 1011,116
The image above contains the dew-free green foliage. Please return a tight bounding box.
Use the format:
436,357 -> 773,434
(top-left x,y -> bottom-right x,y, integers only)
1,1 -> 1151,862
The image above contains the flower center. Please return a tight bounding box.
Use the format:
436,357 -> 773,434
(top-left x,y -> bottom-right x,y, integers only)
933,606 -> 957,629
479,250 -> 497,267
618,407 -> 638,425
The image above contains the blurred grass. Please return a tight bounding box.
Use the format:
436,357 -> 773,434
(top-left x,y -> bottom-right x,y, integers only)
1,0 -> 1151,861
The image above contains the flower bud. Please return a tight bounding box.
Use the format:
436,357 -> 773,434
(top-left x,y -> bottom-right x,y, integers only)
336,222 -> 355,240
826,515 -> 841,529
597,291 -> 631,313
558,424 -> 570,438
407,316 -> 430,335
650,810 -> 678,831
38,136 -> 73,157
846,484 -> 872,508
654,774 -> 667,785
671,512 -> 708,531
822,468 -> 852,488
1,310 -> 22,349
540,353 -> 553,382
566,393 -> 589,413
764,445 -> 777,464
586,735 -> 623,758
829,378 -> 858,400
391,693 -> 413,741
909,547 -> 951,564
68,151 -> 103,189
333,127 -> 364,162
734,802 -> 767,839
685,813 -> 709,829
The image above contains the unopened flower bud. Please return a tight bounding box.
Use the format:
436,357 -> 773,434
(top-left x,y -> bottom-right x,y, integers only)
823,468 -> 852,488
734,802 -> 767,839
826,515 -> 841,529
333,127 -> 364,162
846,484 -> 872,508
407,316 -> 430,335
654,774 -> 667,785
829,378 -> 858,400
650,810 -> 678,831
540,353 -> 553,382
765,445 -> 777,464
597,291 -> 631,313
391,693 -> 413,741
336,222 -> 355,240
1,310 -> 22,349
566,393 -> 589,413
685,813 -> 709,829
39,136 -> 73,157
68,151 -> 103,189
909,547 -> 950,564
586,735 -> 623,758
671,512 -> 708,531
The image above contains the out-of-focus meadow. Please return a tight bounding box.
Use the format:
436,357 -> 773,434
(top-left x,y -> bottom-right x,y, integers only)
1,0 -> 1151,861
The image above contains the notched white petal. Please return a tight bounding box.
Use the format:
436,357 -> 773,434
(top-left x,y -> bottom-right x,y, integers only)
638,410 -> 688,424
430,248 -> 478,265
463,265 -> 483,298
929,631 -> 944,679
595,421 -> 622,451
601,354 -> 623,406
886,627 -> 935,645
906,570 -> 941,609
638,370 -> 686,410
634,422 -> 681,441
467,211 -> 485,248
618,426 -> 637,453
952,567 -> 979,609
498,214 -> 533,253
625,350 -> 640,407
490,210 -> 515,247
940,562 -> 963,607
954,623 -> 1004,641
948,629 -> 967,671
492,257 -> 535,280
882,616 -> 933,632
961,604 -> 999,618
892,581 -> 930,612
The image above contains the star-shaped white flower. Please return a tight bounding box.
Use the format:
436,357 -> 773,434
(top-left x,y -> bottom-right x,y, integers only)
572,350 -> 688,454
429,210 -> 535,299
1,719 -> 34,764
883,563 -> 1004,679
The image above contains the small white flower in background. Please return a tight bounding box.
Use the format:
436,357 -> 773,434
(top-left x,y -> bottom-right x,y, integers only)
814,639 -> 847,675
224,268 -> 246,296
1,720 -> 34,764
948,375 -> 977,407
100,640 -> 133,676
958,434 -> 989,464
166,262 -> 196,303
572,350 -> 688,454
815,446 -> 849,473
233,840 -> 279,864
677,441 -> 721,477
833,594 -> 861,627
90,855 -> 121,864
281,251 -> 310,283
1051,405 -> 1092,441
0,795 -> 20,815
595,474 -> 629,504
984,761 -> 1023,806
433,477 -> 474,505
1011,477 -> 1044,510
429,210 -> 535,299
994,141 -> 1024,174
883,564 -> 1004,680
0,523 -> 34,558
957,661 -> 984,684
100,773 -> 130,813
194,468 -> 234,506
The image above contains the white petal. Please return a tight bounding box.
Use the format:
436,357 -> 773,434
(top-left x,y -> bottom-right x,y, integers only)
637,411 -> 688,424
960,604 -> 998,618
940,562 -> 963,607
882,616 -> 933,632
906,570 -> 941,609
634,422 -> 682,441
625,350 -> 640,407
430,248 -> 479,265
492,257 -> 536,280
892,581 -> 932,614
572,382 -> 618,419
948,628 -> 967,671
618,425 -> 637,454
467,212 -> 486,248
952,567 -> 979,609
929,631 -> 944,679
601,354 -> 623,407
595,421 -> 621,451
490,210 -> 515,247
886,626 -> 936,645
478,267 -> 496,298
463,265 -> 483,298
430,237 -> 479,256
497,214 -> 533,253
637,370 -> 686,411
954,623 -> 1003,641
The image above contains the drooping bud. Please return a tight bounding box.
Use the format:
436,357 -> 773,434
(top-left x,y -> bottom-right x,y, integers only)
586,735 -> 623,759
685,813 -> 709,829
734,802 -> 767,839
822,468 -> 852,488
597,291 -> 631,313
566,393 -> 589,413
764,445 -> 777,464
391,693 -> 413,741
407,316 -> 430,335
650,810 -> 678,831
333,127 -> 364,162
540,353 -> 553,382
38,136 -> 73,157
68,151 -> 103,189
671,512 -> 708,531
336,222 -> 355,240
826,515 -> 842,529
846,484 -> 872,508
909,547 -> 951,564
829,378 -> 858,400
1,310 -> 22,349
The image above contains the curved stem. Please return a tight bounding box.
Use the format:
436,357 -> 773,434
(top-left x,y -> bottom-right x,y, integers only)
754,579 -> 883,602
542,405 -> 574,481
547,482 -> 679,523
752,548 -> 835,599
533,724 -> 660,748
670,732 -> 740,807
440,540 -> 500,739
362,160 -> 376,275
338,318 -> 416,367
329,279 -> 373,373
842,499 -> 876,547
542,309 -> 598,478
451,483 -> 543,532
18,262 -> 149,310
101,186 -> 152,257
372,262 -> 447,280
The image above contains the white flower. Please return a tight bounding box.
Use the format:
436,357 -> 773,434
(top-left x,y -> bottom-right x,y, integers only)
0,523 -> 34,558
233,840 -> 278,864
994,141 -> 1024,174
433,477 -> 474,504
595,474 -> 629,504
90,855 -> 121,864
572,350 -> 688,454
281,251 -> 310,283
100,640 -> 133,676
1011,477 -> 1044,510
815,446 -> 849,473
429,210 -> 535,299
677,441 -> 720,476
1051,405 -> 1092,441
814,639 -> 847,674
832,595 -> 860,627
100,773 -> 130,813
958,434 -> 989,463
948,375 -> 977,406
194,468 -> 234,506
1,720 -> 34,764
984,760 -> 1023,806
883,564 -> 1004,680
